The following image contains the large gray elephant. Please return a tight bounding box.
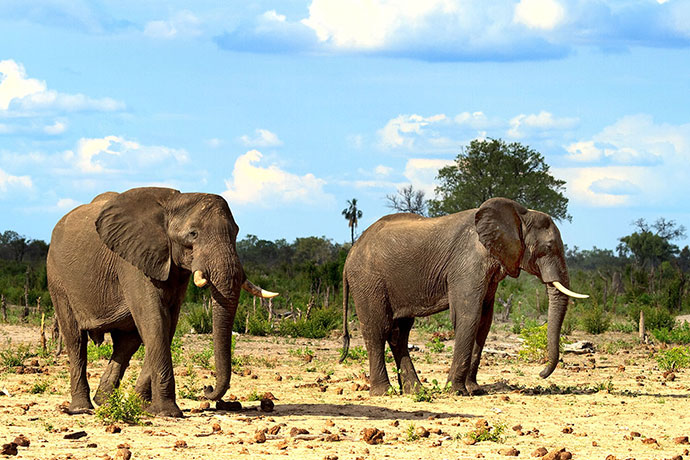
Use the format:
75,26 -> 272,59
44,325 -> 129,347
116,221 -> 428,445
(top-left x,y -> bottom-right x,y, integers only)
340,197 -> 586,396
47,187 -> 277,417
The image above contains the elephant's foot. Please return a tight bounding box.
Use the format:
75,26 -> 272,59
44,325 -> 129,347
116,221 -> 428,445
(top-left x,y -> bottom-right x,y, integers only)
465,380 -> 486,396
146,400 -> 183,418
401,379 -> 423,395
369,382 -> 393,396
68,396 -> 94,414
449,381 -> 470,396
93,384 -> 116,406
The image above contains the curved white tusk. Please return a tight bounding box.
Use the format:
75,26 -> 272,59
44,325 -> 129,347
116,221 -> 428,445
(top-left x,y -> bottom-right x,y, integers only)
242,279 -> 279,299
193,270 -> 208,288
552,281 -> 589,299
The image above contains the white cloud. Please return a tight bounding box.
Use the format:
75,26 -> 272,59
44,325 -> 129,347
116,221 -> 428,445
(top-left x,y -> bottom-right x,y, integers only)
403,158 -> 455,196
374,165 -> 393,176
0,167 -> 32,192
222,150 -> 332,206
206,138 -> 223,148
64,135 -> 189,173
566,141 -> 602,162
0,59 -> 124,114
144,11 -> 202,39
556,166 -> 652,207
302,0 -> 456,49
514,0 -> 565,30
378,113 -> 447,149
43,120 -> 67,135
508,111 -> 578,138
239,129 -> 283,148
56,198 -> 80,210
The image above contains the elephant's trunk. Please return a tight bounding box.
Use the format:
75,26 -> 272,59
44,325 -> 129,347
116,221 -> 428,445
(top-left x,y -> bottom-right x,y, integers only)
539,284 -> 569,378
204,283 -> 239,401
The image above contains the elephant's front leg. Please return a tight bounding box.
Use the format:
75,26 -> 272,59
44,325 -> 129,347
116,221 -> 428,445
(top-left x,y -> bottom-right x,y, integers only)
447,289 -> 484,396
465,297 -> 494,395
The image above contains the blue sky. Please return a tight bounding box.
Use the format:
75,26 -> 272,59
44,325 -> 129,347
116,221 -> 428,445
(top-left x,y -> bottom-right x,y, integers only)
1,0 -> 689,252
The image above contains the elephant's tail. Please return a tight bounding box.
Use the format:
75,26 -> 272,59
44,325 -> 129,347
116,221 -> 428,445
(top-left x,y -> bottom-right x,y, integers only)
339,268 -> 350,364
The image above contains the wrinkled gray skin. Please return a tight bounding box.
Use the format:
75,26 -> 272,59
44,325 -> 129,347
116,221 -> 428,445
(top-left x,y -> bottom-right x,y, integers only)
47,187 -> 259,417
341,197 -> 572,396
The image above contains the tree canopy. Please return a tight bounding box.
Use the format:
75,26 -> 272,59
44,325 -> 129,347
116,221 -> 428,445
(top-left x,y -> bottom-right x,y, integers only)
427,138 -> 570,221
385,185 -> 427,216
617,218 -> 687,270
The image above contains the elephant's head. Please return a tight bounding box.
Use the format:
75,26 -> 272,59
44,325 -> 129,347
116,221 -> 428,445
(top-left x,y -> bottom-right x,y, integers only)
95,187 -> 277,400
475,197 -> 587,379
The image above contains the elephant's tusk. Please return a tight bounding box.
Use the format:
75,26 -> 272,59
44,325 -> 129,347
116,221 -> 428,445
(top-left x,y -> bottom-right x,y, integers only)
242,279 -> 279,299
552,281 -> 589,299
193,270 -> 208,288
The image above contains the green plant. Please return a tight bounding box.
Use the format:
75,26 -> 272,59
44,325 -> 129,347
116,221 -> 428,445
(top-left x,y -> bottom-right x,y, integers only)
426,337 -> 446,354
406,423 -> 419,441
178,364 -> 202,400
603,340 -> 634,354
87,342 -> 113,363
518,324 -> 549,362
186,302 -> 213,334
278,308 -> 341,339
95,386 -> 148,425
651,322 -> 690,345
580,305 -> 610,334
627,305 -> 675,331
247,389 -> 262,401
592,379 -> 614,393
410,379 -> 449,402
30,379 -> 50,394
511,315 -> 540,335
340,345 -> 367,363
464,422 -> 506,443
0,343 -> 34,369
655,346 -> 690,371
191,346 -> 214,369
289,346 -> 315,359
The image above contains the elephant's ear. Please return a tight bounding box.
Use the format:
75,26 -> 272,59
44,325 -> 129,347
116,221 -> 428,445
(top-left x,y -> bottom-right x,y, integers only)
475,197 -> 527,277
96,187 -> 180,281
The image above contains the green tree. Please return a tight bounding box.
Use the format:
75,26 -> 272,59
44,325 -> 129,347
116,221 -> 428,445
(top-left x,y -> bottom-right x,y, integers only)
617,218 -> 686,270
342,198 -> 363,245
385,185 -> 427,216
427,139 -> 570,221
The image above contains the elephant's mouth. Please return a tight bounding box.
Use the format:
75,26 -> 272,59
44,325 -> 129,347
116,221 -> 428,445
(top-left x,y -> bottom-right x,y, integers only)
193,270 -> 278,298
551,281 -> 588,299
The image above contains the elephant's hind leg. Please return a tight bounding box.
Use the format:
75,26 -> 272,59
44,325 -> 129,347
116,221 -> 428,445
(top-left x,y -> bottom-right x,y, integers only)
94,330 -> 142,405
388,317 -> 421,394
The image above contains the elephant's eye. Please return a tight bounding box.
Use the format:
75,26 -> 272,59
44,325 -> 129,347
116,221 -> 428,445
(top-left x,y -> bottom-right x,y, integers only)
188,230 -> 198,240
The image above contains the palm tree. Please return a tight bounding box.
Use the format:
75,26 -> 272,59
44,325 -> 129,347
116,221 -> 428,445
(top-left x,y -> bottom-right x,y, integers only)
342,198 -> 363,245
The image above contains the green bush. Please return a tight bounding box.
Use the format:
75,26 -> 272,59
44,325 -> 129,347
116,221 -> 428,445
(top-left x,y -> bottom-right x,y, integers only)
340,345 -> 367,363
87,342 -> 113,363
278,308 -> 340,339
95,386 -> 148,425
518,324 -> 549,362
185,302 -> 212,334
0,343 -> 34,368
627,305 -> 675,331
580,305 -> 610,335
652,322 -> 690,345
655,347 -> 690,371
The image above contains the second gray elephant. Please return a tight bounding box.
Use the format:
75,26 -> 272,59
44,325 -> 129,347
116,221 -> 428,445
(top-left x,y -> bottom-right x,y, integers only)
340,197 -> 586,396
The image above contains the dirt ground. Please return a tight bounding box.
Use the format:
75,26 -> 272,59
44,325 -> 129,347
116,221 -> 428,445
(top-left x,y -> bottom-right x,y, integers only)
0,320 -> 688,460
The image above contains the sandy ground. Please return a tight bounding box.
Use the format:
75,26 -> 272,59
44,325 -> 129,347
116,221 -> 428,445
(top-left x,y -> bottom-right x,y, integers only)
0,320 -> 688,460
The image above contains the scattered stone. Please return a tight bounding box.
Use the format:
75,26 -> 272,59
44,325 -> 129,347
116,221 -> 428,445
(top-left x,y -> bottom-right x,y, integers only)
212,422 -> 222,433
326,420 -> 336,427
268,425 -> 281,435
663,371 -> 677,381
275,374 -> 283,381
512,425 -> 523,432
254,431 -> 266,444
642,437 -> 658,445
592,441 -> 598,447
325,433 -> 341,442
1,443 -> 17,456
542,447 -> 571,460
262,392 -> 277,400
562,427 -> 573,434
251,374 -> 258,380
174,440 -> 188,448
335,388 -> 344,395
618,365 -> 625,372
216,400 -> 242,411
276,440 -> 289,450
87,443 -> 97,448
260,398 -> 274,412
116,447 -> 132,460
415,426 -> 430,438
673,436 -> 689,444
105,425 -> 121,434
532,447 -> 548,457
199,401 -> 210,410
290,427 -> 309,437
324,455 -> 338,460
12,435 -> 29,447
361,428 -> 385,445
64,431 -> 88,440
498,447 -> 519,456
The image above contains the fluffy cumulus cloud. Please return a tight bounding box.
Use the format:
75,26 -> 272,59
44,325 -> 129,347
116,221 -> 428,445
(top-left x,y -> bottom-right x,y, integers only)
0,59 -> 124,127
222,150 -> 332,206
239,129 -> 283,148
144,10 -> 202,39
403,158 -> 455,195
63,135 -> 189,174
508,111 -> 579,139
560,114 -> 690,207
378,114 -> 448,149
215,0 -> 690,61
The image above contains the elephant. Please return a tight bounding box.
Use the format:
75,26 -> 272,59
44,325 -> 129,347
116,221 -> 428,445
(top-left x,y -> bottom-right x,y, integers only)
339,197 -> 587,396
47,187 -> 277,417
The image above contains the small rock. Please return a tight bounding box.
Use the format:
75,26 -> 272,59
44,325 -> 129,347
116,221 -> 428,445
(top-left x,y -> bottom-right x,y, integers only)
335,388 -> 343,395
390,420 -> 399,427
325,433 -> 341,442
512,425 -> 523,432
361,428 -> 385,445
115,447 -> 132,460
87,443 -> 97,448
415,426 -> 430,438
532,447 -> 548,457
326,420 -> 336,427
673,436 -> 689,444
542,448 -> 568,460
199,401 -> 211,410
174,440 -> 187,448
324,455 -> 338,460
498,447 -> 519,456
12,435 -> 29,447
562,426 -> 573,434
105,425 -> 121,434
1,443 -> 17,456
630,431 -> 642,438
251,374 -> 258,380
268,425 -> 281,435
642,437 -> 658,444
290,427 -> 309,437
216,400 -> 242,411
262,392 -> 277,400
254,431 -> 266,444
475,419 -> 489,429
64,431 -> 88,440
592,441 -> 598,447
212,422 -> 222,433
260,398 -> 274,412
275,374 -> 283,381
